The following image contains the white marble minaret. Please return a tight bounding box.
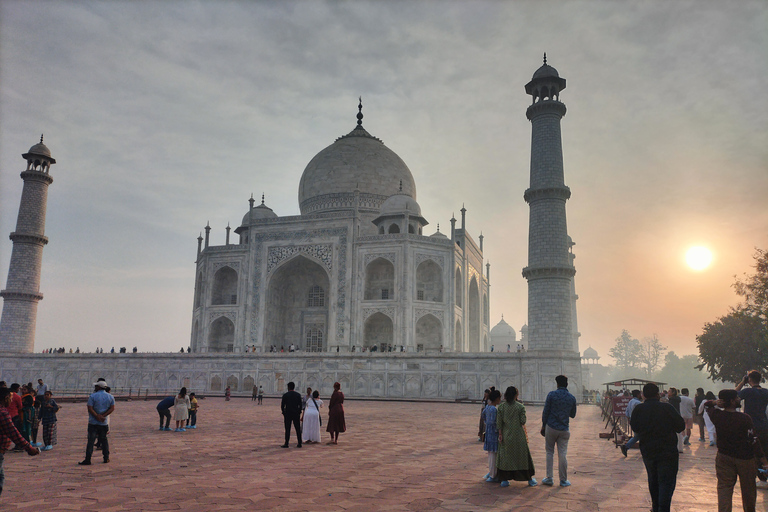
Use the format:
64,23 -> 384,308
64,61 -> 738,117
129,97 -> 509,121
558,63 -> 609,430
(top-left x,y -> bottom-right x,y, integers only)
0,136 -> 55,353
522,55 -> 577,353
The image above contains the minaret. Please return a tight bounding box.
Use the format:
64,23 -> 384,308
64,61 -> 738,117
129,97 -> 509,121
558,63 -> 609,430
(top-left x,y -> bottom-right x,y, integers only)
0,136 -> 56,353
522,55 -> 576,352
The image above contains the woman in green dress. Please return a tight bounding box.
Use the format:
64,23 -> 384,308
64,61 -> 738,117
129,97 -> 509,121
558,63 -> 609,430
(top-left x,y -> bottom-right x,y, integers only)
495,386 -> 537,487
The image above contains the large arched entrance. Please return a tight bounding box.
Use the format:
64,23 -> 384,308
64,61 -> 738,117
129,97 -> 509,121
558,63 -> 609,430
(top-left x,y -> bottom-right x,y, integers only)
363,312 -> 393,351
266,255 -> 330,351
416,259 -> 443,302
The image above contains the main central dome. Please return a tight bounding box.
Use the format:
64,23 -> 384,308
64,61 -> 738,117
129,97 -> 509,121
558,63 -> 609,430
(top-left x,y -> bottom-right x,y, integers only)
298,105 -> 416,215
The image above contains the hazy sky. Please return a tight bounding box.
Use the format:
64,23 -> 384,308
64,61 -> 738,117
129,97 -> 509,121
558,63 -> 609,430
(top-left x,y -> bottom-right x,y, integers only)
1,1 -> 766,360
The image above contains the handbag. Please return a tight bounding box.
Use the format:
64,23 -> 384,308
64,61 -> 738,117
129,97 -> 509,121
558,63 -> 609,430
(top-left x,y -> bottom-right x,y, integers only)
312,398 -> 322,426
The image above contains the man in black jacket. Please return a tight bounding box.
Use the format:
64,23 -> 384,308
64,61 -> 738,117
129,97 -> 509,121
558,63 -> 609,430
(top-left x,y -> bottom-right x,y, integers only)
281,381 -> 303,448
630,383 -> 685,512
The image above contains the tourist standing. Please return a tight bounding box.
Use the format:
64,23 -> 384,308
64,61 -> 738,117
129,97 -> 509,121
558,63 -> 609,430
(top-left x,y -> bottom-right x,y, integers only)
301,390 -> 323,444
187,393 -> 199,429
495,386 -> 537,488
705,389 -> 768,512
540,375 -> 577,487
20,395 -> 34,443
0,387 -> 40,496
7,384 -> 23,440
630,382 -> 685,512
79,381 -> 115,465
699,391 -> 718,446
667,388 -> 684,453
736,371 -> 768,461
483,389 -> 501,482
156,396 -> 174,431
258,386 -> 264,405
679,389 -> 695,446
40,390 -> 59,451
35,379 -> 48,400
694,388 -> 706,442
252,385 -> 258,402
225,386 -> 231,401
173,387 -> 190,432
326,382 -> 346,445
478,389 -> 490,442
281,381 -> 303,448
621,390 -> 643,457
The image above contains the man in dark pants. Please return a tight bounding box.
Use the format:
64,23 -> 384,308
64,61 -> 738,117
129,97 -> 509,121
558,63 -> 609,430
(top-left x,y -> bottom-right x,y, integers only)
630,383 -> 685,512
78,381 -> 115,465
156,396 -> 175,431
281,381 -> 302,448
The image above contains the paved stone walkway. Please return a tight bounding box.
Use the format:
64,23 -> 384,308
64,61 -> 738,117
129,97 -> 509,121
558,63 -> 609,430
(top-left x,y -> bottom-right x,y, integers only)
1,398 -> 761,511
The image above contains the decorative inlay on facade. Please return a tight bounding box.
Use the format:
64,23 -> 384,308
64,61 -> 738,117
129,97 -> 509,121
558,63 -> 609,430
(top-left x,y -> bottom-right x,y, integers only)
211,261 -> 241,272
363,252 -> 396,267
468,265 -> 479,282
357,234 -> 453,245
414,308 -> 444,322
251,227 -> 348,343
301,192 -> 388,215
267,244 -> 333,273
208,310 -> 237,324
362,307 -> 395,320
414,253 -> 444,269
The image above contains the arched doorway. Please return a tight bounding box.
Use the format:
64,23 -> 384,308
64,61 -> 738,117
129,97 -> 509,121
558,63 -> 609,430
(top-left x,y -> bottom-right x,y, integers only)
415,314 -> 442,352
416,259 -> 443,302
365,258 -> 395,301
363,312 -> 393,351
266,255 -> 330,351
208,316 -> 235,353
468,277 -> 480,352
211,266 -> 238,305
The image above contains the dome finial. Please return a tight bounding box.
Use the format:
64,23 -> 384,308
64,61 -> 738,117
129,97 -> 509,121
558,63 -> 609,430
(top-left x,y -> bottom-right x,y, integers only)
261,193 -> 265,205
543,52 -> 547,65
437,223 -> 440,232
40,134 -> 44,143
399,179 -> 403,192
357,96 -> 363,127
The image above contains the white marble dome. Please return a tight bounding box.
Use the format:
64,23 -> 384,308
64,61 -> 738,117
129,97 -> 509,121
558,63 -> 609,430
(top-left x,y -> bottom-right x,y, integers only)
240,202 -> 277,225
298,124 -> 416,215
490,317 -> 516,342
380,191 -> 422,217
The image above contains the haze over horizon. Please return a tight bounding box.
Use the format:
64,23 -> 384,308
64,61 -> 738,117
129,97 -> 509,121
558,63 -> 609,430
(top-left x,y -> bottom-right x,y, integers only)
1,1 -> 766,363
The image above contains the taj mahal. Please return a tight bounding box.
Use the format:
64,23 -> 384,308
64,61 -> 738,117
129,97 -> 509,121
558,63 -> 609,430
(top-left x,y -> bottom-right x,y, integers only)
0,57 -> 583,401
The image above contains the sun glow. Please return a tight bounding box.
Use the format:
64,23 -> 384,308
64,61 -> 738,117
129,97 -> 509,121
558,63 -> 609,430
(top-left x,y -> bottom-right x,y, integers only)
685,246 -> 713,271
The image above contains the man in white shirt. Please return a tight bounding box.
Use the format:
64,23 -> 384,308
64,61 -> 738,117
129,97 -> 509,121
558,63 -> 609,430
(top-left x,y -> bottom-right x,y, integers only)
679,389 -> 696,445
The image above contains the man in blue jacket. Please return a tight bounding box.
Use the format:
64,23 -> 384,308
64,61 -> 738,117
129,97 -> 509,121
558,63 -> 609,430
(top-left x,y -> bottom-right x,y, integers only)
540,375 -> 577,487
156,396 -> 175,431
630,382 -> 685,512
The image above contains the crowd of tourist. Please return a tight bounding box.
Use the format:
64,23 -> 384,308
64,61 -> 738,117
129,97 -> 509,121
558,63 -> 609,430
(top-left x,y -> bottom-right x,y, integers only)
613,370 -> 768,512
478,375 -> 577,489
279,381 -> 346,448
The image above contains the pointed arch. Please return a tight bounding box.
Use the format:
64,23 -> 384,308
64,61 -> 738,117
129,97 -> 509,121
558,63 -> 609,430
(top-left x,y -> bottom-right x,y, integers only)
455,267 -> 462,308
363,312 -> 393,350
266,255 -> 329,352
208,316 -> 235,353
455,319 -> 462,351
416,259 -> 443,302
388,223 -> 400,234
194,272 -> 203,308
211,266 -> 238,305
365,258 -> 394,300
468,277 -> 480,352
416,314 -> 442,351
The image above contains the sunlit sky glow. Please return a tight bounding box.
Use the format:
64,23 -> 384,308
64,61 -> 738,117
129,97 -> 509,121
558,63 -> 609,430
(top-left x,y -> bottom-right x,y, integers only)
1,1 -> 766,360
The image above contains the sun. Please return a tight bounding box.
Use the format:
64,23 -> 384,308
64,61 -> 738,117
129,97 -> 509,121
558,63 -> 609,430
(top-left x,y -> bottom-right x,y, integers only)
685,246 -> 713,271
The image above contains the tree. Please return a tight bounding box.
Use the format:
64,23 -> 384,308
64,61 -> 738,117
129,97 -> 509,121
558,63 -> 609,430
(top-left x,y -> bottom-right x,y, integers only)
696,311 -> 767,382
608,330 -> 642,370
697,248 -> 768,382
638,334 -> 666,376
656,352 -> 717,392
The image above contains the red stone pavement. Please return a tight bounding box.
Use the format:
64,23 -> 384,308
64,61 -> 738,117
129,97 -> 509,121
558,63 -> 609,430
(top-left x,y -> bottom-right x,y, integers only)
1,397 -> 763,511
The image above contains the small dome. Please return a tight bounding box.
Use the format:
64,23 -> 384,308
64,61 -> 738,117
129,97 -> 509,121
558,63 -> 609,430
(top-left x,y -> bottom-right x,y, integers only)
532,63 -> 560,80
583,346 -> 599,359
380,191 -> 422,217
520,324 -> 528,332
430,229 -> 448,239
27,142 -> 52,158
490,317 -> 516,340
240,203 -> 277,225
